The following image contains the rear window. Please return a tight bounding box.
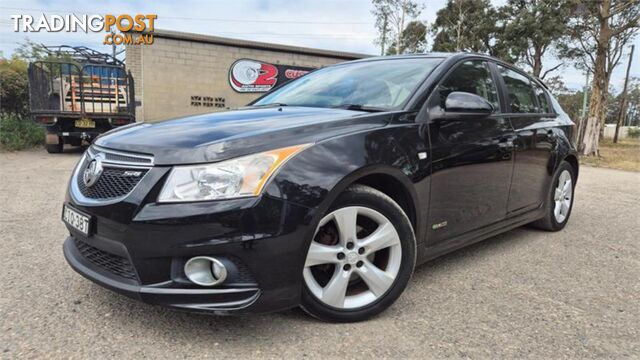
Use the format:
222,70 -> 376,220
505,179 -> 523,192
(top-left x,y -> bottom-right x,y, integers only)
497,65 -> 537,114
534,84 -> 551,113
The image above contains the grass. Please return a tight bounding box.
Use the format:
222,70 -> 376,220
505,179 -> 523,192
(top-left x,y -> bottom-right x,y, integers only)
0,113 -> 44,151
580,138 -> 640,172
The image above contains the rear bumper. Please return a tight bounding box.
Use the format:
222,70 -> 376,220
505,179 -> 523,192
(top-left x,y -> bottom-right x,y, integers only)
63,237 -> 261,314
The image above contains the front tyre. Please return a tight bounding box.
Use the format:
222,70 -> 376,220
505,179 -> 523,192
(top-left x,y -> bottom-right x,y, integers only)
531,160 -> 576,231
300,184 -> 416,322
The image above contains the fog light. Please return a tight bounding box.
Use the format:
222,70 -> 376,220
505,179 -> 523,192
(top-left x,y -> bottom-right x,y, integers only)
184,256 -> 227,286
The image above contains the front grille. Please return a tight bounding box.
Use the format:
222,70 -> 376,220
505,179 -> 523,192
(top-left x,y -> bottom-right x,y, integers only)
76,160 -> 148,199
74,239 -> 138,281
75,146 -> 153,200
104,152 -> 152,164
89,146 -> 153,165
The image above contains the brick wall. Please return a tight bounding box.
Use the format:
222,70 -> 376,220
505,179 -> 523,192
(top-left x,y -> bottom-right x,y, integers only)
126,36 -> 355,122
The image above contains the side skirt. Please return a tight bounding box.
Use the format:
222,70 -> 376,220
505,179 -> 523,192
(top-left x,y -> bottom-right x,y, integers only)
418,208 -> 545,265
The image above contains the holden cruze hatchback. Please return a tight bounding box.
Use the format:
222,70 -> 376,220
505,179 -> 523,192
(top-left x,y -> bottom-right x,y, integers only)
62,53 -> 578,322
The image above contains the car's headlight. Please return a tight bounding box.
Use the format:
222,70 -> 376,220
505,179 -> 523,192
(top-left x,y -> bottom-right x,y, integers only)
158,144 -> 310,202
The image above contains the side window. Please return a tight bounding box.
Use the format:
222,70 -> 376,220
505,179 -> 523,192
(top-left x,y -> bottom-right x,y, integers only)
534,84 -> 551,113
438,60 -> 500,111
497,66 -> 537,113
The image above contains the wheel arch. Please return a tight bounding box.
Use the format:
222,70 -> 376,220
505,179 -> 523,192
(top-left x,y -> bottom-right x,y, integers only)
563,153 -> 579,182
351,172 -> 418,233
313,165 -> 425,251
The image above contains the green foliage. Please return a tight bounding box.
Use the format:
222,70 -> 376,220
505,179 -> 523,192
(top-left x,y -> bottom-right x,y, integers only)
556,91 -> 585,122
431,0 -> 500,56
499,0 -> 573,78
13,39 -> 49,62
372,0 -> 423,55
386,21 -> 428,55
557,1 -> 639,75
622,78 -> 640,127
0,114 -> 44,151
0,57 -> 30,117
628,127 -> 640,139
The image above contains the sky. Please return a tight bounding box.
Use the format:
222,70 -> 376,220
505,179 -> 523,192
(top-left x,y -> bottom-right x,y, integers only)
1,0 -> 638,92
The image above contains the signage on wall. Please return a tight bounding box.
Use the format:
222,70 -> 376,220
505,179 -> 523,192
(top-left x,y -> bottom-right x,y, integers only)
229,59 -> 314,93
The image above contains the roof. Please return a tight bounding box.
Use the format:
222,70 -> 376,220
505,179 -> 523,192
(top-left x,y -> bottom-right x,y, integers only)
144,29 -> 372,60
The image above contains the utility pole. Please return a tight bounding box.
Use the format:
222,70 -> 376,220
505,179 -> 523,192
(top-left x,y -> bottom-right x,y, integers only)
111,29 -> 117,60
381,13 -> 388,56
614,44 -> 634,143
576,71 -> 590,148
581,71 -> 590,119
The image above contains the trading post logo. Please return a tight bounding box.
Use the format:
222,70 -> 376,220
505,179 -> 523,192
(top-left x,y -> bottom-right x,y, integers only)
10,14 -> 157,45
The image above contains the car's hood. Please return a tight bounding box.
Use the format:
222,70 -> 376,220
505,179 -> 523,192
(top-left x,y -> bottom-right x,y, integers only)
95,106 -> 392,165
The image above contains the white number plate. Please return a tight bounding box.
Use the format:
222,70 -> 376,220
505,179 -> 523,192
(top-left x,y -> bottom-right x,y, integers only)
62,205 -> 91,236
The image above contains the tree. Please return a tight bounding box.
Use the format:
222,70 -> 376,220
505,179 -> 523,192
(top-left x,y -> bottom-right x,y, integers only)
386,20 -> 428,54
0,39 -> 72,118
499,0 -> 572,79
543,75 -> 570,96
609,77 -> 640,128
624,78 -> 640,127
559,0 -> 640,156
0,56 -> 29,117
372,0 -> 423,55
431,0 -> 500,56
557,90 -> 586,122
13,38 -> 48,62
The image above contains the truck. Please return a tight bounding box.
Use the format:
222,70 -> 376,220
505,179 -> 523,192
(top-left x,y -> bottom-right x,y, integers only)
28,46 -> 135,153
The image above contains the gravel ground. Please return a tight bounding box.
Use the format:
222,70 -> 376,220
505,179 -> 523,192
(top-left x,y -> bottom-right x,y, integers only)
1,148 -> 639,359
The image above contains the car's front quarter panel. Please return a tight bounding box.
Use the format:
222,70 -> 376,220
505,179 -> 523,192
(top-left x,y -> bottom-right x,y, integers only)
266,118 -> 431,263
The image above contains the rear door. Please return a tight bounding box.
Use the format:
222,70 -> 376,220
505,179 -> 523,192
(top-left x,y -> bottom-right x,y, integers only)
426,60 -> 515,243
495,65 -> 557,214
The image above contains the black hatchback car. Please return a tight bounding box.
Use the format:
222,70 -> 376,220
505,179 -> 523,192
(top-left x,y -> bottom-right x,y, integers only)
62,53 -> 578,322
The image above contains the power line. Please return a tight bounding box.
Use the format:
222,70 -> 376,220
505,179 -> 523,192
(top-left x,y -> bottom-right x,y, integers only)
0,6 -> 371,25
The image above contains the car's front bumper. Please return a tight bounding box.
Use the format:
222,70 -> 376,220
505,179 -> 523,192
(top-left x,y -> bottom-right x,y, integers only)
63,237 -> 262,313
62,190 -> 316,314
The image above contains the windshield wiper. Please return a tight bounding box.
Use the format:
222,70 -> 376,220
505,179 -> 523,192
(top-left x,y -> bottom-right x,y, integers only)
332,104 -> 388,112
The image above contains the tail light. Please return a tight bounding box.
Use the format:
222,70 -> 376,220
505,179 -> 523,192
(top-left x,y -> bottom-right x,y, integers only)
36,116 -> 56,125
109,118 -> 131,126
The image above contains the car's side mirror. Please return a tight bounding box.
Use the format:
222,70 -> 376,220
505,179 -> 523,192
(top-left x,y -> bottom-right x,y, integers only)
444,91 -> 494,117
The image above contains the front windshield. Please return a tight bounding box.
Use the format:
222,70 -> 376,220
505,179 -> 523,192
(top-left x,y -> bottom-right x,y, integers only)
253,58 -> 442,110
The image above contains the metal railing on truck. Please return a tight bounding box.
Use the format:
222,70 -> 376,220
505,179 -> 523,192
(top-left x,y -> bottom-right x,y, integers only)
28,61 -> 135,117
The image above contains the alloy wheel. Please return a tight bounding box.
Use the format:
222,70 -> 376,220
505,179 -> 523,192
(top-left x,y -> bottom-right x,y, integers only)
553,169 -> 573,223
303,206 -> 402,309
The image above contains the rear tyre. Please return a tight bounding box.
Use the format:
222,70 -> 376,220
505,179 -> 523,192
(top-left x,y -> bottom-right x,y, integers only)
300,184 -> 416,322
45,136 -> 63,153
531,160 -> 575,232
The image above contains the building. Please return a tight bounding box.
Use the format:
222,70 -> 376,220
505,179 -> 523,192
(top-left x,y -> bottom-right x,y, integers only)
125,29 -> 368,122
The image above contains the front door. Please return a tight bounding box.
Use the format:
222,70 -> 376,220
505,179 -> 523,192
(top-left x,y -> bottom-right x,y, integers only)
425,60 -> 515,244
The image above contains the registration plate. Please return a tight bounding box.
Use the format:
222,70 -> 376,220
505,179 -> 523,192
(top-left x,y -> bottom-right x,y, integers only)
62,205 -> 91,236
75,118 -> 95,128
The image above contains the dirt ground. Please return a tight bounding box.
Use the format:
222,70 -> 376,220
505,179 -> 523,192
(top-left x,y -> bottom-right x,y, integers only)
580,138 -> 640,172
1,148 -> 639,359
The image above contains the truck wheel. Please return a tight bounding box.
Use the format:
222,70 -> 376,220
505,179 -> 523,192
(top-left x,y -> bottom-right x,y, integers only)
45,137 -> 63,153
